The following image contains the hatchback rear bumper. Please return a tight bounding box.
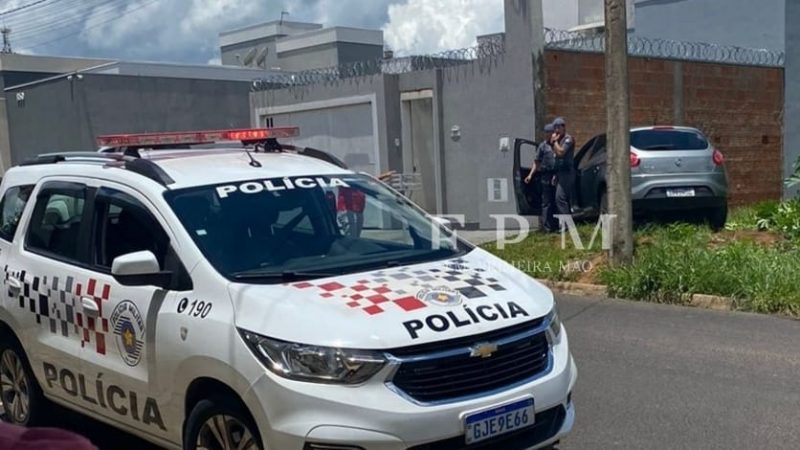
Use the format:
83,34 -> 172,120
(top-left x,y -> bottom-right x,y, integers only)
632,195 -> 726,213
630,171 -> 727,213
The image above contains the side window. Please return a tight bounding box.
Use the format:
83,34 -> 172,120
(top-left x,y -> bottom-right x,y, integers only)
576,138 -> 597,171
93,188 -> 170,269
26,184 -> 87,262
0,185 -> 34,242
589,136 -> 608,166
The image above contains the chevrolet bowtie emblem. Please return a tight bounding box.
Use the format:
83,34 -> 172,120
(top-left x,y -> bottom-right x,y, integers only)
470,342 -> 499,358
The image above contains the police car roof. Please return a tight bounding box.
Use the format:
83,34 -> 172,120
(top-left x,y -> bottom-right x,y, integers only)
9,149 -> 354,192
146,149 -> 352,189
15,126 -> 356,190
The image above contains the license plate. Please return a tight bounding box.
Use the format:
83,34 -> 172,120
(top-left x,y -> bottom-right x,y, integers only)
666,188 -> 695,198
464,398 -> 535,444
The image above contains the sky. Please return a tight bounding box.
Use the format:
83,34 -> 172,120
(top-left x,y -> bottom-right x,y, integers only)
0,0 -> 575,64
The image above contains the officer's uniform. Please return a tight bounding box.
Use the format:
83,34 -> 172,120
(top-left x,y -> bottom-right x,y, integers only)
553,118 -> 575,216
535,126 -> 557,232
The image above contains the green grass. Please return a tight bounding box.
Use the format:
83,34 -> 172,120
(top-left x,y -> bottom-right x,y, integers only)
481,215 -> 800,317
599,223 -> 800,315
482,223 -> 603,282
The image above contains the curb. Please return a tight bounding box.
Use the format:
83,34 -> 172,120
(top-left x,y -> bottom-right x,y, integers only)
537,279 -> 736,311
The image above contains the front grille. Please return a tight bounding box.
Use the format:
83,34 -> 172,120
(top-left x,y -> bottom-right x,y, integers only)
388,325 -> 551,404
408,405 -> 566,450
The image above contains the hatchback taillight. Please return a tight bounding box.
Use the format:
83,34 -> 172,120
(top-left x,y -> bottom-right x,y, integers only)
630,152 -> 641,168
712,149 -> 725,166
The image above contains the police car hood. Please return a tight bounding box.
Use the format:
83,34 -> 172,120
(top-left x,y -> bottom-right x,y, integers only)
229,248 -> 554,349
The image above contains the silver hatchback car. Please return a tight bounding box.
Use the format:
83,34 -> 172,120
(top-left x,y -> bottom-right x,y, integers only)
571,126 -> 729,229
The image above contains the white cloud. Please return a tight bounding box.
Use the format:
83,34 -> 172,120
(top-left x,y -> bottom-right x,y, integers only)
0,0 -> 535,63
383,0 -> 504,55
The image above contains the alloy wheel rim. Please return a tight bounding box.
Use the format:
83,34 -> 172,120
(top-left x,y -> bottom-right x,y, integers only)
196,414 -> 259,450
0,350 -> 30,424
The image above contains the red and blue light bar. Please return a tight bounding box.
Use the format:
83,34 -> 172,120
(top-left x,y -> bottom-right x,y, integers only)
96,127 -> 300,147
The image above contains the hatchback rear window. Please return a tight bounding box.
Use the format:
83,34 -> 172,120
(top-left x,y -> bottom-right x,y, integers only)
631,129 -> 709,151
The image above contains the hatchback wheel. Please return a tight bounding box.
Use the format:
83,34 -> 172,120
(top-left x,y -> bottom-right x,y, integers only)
707,205 -> 728,232
185,396 -> 262,450
0,342 -> 45,426
599,191 -> 608,215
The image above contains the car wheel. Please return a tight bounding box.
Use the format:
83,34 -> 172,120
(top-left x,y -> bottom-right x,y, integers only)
707,205 -> 728,232
184,396 -> 262,450
0,339 -> 46,427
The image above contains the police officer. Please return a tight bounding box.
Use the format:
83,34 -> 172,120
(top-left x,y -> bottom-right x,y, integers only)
552,117 -> 575,216
524,123 -> 557,232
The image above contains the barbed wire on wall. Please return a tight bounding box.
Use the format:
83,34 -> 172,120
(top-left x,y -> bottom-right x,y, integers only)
543,28 -> 784,68
252,28 -> 784,91
251,36 -> 506,91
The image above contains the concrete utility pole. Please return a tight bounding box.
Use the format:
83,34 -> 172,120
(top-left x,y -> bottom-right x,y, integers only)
604,0 -> 633,265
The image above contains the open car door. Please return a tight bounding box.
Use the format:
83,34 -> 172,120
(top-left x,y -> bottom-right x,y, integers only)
512,138 -> 542,215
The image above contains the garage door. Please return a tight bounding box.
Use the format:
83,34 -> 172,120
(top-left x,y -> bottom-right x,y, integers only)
264,102 -> 377,174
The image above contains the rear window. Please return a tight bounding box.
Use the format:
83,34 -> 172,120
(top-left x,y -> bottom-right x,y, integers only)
631,129 -> 709,151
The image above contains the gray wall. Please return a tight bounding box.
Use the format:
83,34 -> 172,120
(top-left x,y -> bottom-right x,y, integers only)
633,0 -> 785,51
784,0 -> 799,198
251,71 -> 403,172
250,0 -> 542,228
6,74 -> 251,164
275,44 -> 340,72
337,43 -> 384,64
435,0 -> 538,228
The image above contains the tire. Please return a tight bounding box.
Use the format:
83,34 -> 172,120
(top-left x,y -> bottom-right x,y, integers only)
707,205 -> 728,232
184,396 -> 263,450
0,336 -> 47,427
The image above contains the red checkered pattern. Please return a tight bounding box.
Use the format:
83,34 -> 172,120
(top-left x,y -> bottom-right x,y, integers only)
76,278 -> 112,355
293,279 -> 427,316
288,258 -> 507,316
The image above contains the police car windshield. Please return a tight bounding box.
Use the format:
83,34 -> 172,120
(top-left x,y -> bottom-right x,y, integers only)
164,174 -> 468,282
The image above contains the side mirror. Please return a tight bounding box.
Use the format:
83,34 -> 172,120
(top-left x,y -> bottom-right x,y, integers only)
111,251 -> 172,289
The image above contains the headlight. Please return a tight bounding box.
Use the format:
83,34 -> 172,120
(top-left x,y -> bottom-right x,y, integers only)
547,307 -> 562,339
239,330 -> 386,384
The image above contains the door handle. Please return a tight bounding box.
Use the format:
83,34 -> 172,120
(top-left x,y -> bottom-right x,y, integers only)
81,297 -> 100,317
6,276 -> 22,293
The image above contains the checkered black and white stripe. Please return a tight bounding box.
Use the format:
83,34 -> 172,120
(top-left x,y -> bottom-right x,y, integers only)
290,259 -> 507,316
4,266 -> 111,355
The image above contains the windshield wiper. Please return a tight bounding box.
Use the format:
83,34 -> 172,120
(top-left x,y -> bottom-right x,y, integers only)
232,270 -> 339,282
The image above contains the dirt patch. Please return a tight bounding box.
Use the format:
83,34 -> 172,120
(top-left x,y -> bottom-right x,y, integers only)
709,230 -> 784,248
566,253 -> 607,284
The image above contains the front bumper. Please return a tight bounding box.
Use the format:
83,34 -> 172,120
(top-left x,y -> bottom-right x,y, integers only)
244,330 -> 577,450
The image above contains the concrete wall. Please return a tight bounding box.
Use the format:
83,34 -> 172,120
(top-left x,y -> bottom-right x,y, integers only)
6,74 -> 251,164
251,73 -> 400,172
633,0 -> 785,51
275,44 -> 340,72
544,49 -> 784,204
784,0 -> 800,198
338,43 -> 384,64
250,0 -> 542,229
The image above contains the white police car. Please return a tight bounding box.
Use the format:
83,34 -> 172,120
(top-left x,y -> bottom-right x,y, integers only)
0,128 -> 576,449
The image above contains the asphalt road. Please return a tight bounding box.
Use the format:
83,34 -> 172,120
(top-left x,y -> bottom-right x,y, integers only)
34,295 -> 800,449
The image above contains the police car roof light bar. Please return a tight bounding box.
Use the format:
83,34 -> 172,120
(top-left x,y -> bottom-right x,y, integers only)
96,127 -> 300,147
